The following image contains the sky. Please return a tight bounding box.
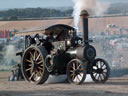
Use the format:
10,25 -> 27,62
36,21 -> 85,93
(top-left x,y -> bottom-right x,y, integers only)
0,0 -> 128,9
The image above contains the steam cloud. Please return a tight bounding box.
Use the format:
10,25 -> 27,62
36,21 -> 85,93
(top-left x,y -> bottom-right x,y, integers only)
72,0 -> 110,30
4,45 -> 21,65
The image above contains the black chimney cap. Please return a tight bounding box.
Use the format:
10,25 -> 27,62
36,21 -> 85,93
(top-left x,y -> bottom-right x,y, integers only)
80,10 -> 89,16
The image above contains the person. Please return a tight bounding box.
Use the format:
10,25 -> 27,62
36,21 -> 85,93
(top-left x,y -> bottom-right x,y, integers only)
43,37 -> 54,54
56,30 -> 70,41
8,70 -> 16,81
8,64 -> 24,81
49,32 -> 55,42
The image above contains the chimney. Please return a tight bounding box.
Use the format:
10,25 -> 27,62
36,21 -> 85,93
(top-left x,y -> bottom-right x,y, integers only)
80,10 -> 89,45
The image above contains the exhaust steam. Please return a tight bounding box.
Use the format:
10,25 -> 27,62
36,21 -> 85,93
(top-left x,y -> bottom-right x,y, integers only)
72,0 -> 110,31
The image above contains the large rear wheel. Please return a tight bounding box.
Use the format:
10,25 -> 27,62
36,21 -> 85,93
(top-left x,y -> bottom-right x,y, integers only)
22,46 -> 49,84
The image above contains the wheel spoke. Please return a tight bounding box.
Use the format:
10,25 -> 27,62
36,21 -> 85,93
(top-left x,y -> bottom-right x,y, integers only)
26,59 -> 32,63
70,65 -> 74,70
99,74 -> 102,81
29,72 -> 34,80
73,63 -> 76,70
103,72 -> 107,75
28,64 -> 32,67
35,50 -> 38,57
102,73 -> 106,78
71,74 -> 75,80
101,62 -> 105,68
77,64 -> 82,69
37,60 -> 43,65
40,64 -> 43,67
102,66 -> 107,70
38,67 -> 43,70
26,68 -> 32,72
70,70 -> 74,73
33,50 -> 36,60
98,74 -> 100,81
103,69 -> 107,72
76,75 -> 80,82
76,61 -> 79,69
98,61 -> 101,68
30,52 -> 34,60
92,69 -> 97,73
100,61 -> 103,68
39,55 -> 42,61
94,73 -> 98,78
33,72 -> 37,80
36,54 -> 41,61
100,74 -> 104,80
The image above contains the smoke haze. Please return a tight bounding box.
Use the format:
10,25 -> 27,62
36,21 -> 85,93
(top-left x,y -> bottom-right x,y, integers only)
4,45 -> 21,65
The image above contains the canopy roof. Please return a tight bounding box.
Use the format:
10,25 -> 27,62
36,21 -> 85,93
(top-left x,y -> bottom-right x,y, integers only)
16,24 -> 75,36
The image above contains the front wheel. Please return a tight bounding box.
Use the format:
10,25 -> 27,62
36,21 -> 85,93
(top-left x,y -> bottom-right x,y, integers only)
90,58 -> 110,83
66,59 -> 86,85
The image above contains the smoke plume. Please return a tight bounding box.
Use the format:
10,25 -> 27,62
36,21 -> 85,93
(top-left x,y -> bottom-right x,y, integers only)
72,0 -> 110,30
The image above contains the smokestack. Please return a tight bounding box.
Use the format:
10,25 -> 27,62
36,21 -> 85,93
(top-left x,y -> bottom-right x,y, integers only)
80,10 -> 89,45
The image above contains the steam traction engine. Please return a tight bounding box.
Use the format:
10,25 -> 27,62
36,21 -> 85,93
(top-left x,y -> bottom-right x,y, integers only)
20,10 -> 110,85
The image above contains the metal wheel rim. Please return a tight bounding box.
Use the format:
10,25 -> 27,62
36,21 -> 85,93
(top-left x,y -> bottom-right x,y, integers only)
91,59 -> 110,83
67,59 -> 86,84
22,47 -> 44,83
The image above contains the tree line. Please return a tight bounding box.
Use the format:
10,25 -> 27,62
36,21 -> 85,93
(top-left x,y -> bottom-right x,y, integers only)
0,8 -> 73,20
0,3 -> 128,21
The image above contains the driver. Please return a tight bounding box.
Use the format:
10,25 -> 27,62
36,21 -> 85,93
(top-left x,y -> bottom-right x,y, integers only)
49,32 -> 55,42
43,36 -> 54,54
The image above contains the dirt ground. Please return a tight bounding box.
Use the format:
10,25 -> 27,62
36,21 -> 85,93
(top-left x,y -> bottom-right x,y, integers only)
0,72 -> 128,96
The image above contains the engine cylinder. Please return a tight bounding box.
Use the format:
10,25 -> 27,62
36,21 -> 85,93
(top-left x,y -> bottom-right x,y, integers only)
67,45 -> 96,61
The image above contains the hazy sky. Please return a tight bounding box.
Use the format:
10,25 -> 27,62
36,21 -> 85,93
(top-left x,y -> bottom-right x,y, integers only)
0,0 -> 128,9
